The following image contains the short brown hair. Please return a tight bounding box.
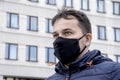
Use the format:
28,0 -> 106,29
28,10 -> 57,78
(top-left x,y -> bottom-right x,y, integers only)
52,8 -> 92,34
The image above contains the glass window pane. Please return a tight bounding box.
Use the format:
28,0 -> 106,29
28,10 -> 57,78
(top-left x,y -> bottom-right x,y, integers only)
118,56 -> 120,62
82,0 -> 88,10
27,16 -> 38,31
5,43 -> 17,60
98,26 -> 106,40
115,28 -> 120,41
9,44 -> 17,59
11,14 -> 18,28
66,0 -> 72,7
114,2 -> 119,14
48,48 -> 54,62
46,48 -> 55,63
30,46 -> 37,61
98,0 -> 104,12
49,19 -> 53,33
31,17 -> 38,30
26,46 -> 37,61
47,0 -> 56,5
116,55 -> 120,63
46,19 -> 53,33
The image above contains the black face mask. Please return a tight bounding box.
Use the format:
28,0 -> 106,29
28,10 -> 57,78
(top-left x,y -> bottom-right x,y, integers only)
53,34 -> 86,64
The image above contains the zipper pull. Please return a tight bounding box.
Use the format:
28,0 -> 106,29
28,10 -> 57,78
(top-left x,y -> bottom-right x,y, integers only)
65,73 -> 70,80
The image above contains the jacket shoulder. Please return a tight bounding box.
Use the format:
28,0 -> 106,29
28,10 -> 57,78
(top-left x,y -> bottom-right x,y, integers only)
111,62 -> 120,80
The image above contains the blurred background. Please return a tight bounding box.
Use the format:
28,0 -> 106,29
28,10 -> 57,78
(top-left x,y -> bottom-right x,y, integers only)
0,0 -> 120,80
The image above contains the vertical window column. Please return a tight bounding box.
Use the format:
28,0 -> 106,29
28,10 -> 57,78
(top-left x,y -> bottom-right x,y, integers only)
27,16 -> 38,31
45,47 -> 56,63
64,0 -> 73,8
26,45 -> 38,62
113,28 -> 120,42
7,13 -> 19,29
46,18 -> 53,33
116,55 -> 120,63
97,0 -> 105,13
81,0 -> 89,10
97,25 -> 107,40
46,0 -> 56,5
113,2 -> 120,15
5,43 -> 18,60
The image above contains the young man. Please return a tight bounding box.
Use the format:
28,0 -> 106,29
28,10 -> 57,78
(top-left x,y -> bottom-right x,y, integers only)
47,9 -> 120,80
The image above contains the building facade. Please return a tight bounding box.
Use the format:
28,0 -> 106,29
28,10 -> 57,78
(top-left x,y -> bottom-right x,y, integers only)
0,0 -> 120,80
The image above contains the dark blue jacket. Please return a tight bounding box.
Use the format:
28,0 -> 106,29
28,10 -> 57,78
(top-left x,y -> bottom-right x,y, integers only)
47,50 -> 120,80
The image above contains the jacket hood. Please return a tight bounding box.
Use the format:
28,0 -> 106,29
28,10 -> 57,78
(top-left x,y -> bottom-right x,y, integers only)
55,49 -> 113,75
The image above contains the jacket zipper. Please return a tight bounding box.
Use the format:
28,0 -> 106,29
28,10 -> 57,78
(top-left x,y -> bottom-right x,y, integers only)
65,73 -> 70,80
65,66 -> 70,80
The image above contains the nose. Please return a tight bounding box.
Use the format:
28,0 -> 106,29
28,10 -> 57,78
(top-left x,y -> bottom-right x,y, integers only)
53,37 -> 64,47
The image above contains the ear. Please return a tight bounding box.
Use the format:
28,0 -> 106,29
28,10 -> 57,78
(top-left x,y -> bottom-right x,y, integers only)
85,33 -> 92,46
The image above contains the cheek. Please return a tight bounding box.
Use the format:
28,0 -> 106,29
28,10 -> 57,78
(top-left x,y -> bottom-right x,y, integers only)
79,39 -> 86,49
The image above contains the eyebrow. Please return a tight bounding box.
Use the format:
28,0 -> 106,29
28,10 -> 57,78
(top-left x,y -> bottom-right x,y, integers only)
52,28 -> 73,35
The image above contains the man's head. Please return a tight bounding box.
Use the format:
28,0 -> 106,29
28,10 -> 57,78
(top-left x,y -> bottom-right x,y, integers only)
52,9 -> 92,34
52,8 -> 92,64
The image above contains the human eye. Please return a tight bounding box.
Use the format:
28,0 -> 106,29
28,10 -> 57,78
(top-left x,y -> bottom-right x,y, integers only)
64,31 -> 72,36
53,33 -> 59,39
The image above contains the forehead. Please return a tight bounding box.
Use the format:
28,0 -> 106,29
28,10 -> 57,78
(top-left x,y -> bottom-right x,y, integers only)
53,18 -> 82,33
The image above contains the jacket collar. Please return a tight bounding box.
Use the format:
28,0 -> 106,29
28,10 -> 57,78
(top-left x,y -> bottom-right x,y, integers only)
55,50 -> 113,74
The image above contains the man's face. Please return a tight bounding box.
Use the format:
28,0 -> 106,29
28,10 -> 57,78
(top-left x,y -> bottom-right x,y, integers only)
52,17 -> 87,52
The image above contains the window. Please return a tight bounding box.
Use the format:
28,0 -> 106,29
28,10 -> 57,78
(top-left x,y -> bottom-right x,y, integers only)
116,55 -> 120,63
113,2 -> 120,15
81,0 -> 89,10
28,0 -> 39,2
97,0 -> 105,13
7,13 -> 19,29
45,47 -> 56,63
113,28 -> 120,42
26,45 -> 38,62
46,0 -> 56,5
46,19 -> 53,33
4,77 -> 44,80
97,25 -> 107,40
27,16 -> 38,31
64,0 -> 73,8
5,43 -> 18,60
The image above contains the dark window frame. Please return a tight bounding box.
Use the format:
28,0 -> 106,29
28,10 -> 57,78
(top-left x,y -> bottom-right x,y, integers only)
113,1 -> 120,15
97,25 -> 107,40
26,45 -> 38,62
113,27 -> 120,42
7,12 -> 19,29
115,55 -> 120,63
81,0 -> 90,11
28,0 -> 39,3
64,0 -> 73,8
46,18 -> 53,33
45,47 -> 56,64
27,16 -> 38,31
5,43 -> 18,60
46,0 -> 56,5
97,0 -> 105,13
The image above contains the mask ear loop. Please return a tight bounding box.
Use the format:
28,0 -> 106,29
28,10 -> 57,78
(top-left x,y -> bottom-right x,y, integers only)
78,34 -> 86,40
78,34 -> 87,54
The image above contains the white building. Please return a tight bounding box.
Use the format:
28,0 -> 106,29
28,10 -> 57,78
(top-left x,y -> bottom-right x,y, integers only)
0,0 -> 120,80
